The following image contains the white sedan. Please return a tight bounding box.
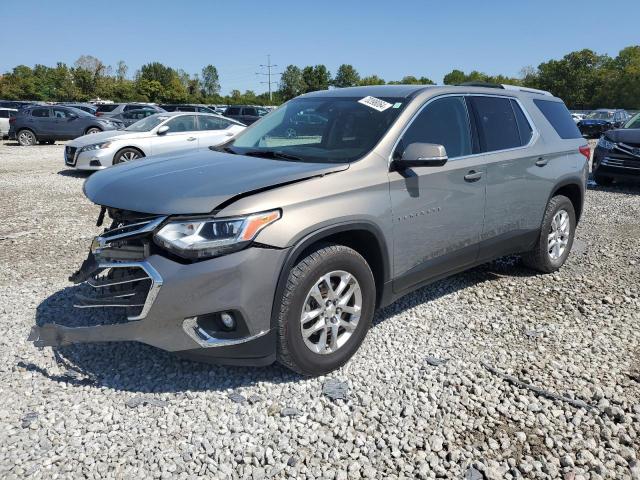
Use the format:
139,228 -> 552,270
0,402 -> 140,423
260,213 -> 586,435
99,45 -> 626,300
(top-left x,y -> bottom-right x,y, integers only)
64,112 -> 246,170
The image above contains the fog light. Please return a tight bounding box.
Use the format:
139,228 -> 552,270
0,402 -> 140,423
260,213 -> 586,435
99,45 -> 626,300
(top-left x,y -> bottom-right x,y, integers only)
220,312 -> 236,330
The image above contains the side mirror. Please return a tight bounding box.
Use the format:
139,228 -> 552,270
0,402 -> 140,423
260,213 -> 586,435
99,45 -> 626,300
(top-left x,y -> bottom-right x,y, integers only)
396,142 -> 448,169
157,125 -> 170,135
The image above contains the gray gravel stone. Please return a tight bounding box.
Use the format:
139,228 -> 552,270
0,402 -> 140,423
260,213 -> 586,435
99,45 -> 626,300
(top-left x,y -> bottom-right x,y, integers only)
1,141 -> 639,479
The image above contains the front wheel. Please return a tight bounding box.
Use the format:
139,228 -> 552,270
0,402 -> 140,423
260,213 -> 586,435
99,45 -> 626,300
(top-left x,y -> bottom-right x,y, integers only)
522,195 -> 576,273
86,127 -> 102,135
276,244 -> 376,376
113,148 -> 143,165
593,173 -> 613,186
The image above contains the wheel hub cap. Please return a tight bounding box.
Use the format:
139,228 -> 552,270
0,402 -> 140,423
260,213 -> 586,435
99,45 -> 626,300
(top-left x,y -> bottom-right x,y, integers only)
300,270 -> 362,355
548,209 -> 570,260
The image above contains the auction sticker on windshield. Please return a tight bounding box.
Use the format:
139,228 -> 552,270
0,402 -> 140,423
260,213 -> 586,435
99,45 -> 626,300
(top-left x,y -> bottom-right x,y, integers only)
358,96 -> 393,112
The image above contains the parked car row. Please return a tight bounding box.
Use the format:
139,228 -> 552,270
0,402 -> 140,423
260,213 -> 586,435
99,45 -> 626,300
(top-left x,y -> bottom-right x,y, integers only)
591,111 -> 640,186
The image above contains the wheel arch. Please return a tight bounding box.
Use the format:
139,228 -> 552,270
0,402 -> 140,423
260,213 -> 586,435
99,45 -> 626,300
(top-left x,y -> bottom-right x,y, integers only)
269,222 -> 390,330
550,180 -> 584,222
85,125 -> 103,134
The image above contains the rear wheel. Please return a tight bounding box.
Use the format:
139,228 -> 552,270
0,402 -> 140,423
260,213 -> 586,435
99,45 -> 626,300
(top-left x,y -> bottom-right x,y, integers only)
522,195 -> 576,273
277,243 -> 376,376
113,148 -> 143,165
17,129 -> 36,146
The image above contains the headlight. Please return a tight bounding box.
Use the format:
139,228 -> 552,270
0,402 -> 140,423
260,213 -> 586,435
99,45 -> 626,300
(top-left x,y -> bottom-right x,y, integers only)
597,137 -> 615,150
154,210 -> 281,259
80,141 -> 112,152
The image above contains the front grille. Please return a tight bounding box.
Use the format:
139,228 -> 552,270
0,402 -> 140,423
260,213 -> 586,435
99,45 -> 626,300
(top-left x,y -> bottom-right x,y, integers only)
74,262 -> 162,321
70,213 -> 167,321
65,146 -> 77,166
601,157 -> 640,171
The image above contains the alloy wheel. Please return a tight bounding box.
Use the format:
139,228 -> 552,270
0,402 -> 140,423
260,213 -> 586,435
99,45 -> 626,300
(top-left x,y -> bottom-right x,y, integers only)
18,131 -> 34,146
548,209 -> 570,260
117,151 -> 140,162
300,270 -> 362,355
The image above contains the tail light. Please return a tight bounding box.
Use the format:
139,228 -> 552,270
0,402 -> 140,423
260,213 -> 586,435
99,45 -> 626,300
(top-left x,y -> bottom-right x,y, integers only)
578,145 -> 591,160
9,117 -> 16,124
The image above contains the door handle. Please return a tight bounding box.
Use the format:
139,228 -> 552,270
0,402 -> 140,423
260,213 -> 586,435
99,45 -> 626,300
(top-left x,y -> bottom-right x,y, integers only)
535,157 -> 548,167
187,137 -> 196,141
464,170 -> 483,182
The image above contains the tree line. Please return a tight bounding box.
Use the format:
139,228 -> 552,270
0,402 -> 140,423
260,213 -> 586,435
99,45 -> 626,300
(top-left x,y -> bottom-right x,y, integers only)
0,46 -> 638,108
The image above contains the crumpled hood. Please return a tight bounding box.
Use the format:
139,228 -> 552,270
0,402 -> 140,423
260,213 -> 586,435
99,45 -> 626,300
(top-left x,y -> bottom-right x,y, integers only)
604,128 -> 640,144
83,150 -> 349,214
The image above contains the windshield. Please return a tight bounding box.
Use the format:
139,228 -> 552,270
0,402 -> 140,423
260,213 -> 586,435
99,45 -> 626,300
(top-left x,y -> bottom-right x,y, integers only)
587,111 -> 614,120
227,96 -> 406,163
125,114 -> 170,132
624,113 -> 640,129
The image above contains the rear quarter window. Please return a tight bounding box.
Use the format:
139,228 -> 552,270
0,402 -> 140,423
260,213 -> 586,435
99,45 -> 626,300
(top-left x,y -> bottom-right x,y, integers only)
533,99 -> 582,139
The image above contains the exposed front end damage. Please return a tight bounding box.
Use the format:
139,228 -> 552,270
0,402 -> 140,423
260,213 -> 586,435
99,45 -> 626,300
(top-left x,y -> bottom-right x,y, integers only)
29,208 -> 287,366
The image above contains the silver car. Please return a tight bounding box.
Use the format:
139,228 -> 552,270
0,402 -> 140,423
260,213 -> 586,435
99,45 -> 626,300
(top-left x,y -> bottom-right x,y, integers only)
64,112 -> 246,170
33,85 -> 589,375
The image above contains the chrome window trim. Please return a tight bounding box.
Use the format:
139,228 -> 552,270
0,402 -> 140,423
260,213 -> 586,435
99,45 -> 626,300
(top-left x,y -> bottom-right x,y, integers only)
388,93 -> 540,166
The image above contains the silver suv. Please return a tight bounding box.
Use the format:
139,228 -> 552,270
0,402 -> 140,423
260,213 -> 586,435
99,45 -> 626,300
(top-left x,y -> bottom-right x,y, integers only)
30,85 -> 589,375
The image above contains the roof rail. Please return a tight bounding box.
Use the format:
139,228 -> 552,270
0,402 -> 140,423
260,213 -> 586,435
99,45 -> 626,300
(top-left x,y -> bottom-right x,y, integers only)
501,84 -> 553,96
456,82 -> 504,89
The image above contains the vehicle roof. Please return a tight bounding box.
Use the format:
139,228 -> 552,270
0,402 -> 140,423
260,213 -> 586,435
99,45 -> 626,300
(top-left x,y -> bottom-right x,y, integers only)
301,84 -> 556,100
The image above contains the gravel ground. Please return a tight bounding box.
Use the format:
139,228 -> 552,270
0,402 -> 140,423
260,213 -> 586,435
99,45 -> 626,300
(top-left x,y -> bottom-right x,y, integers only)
0,140 -> 639,479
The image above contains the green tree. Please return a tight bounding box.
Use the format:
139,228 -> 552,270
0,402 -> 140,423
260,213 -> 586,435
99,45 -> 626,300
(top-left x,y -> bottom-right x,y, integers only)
333,64 -> 360,88
201,65 -> 221,96
359,75 -> 385,86
301,65 -> 331,93
388,75 -> 434,85
443,69 -> 466,85
278,65 -> 305,100
116,61 -> 128,81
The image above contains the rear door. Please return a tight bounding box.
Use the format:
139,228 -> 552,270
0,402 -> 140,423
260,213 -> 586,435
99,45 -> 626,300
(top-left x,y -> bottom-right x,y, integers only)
468,95 -> 549,261
150,115 -> 198,155
389,95 -> 486,292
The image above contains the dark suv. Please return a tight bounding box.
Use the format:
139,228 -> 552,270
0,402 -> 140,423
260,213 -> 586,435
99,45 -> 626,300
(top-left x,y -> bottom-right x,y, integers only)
224,105 -> 269,125
95,103 -> 164,118
9,105 -> 120,146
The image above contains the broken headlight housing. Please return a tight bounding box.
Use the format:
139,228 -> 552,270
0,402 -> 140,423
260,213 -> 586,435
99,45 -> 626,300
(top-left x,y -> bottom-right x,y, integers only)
153,210 -> 281,259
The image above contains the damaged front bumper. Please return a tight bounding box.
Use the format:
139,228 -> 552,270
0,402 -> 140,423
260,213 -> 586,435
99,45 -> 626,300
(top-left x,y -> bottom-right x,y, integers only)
29,212 -> 288,366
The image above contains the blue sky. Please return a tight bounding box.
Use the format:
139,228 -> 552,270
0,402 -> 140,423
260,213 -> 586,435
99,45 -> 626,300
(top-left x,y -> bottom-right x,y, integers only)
2,0 -> 639,95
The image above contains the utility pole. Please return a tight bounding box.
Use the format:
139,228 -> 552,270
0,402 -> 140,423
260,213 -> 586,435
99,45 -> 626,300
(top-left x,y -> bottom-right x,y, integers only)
256,55 -> 279,102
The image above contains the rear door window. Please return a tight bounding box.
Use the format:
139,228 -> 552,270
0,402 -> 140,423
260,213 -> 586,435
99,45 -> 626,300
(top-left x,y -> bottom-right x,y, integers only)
178,106 -> 196,112
396,96 -> 472,159
0,110 -> 7,118
31,108 -> 51,118
165,115 -> 197,132
532,99 -> 582,139
469,96 -> 521,152
226,107 -> 241,116
124,104 -> 145,111
242,107 -> 258,117
510,99 -> 533,146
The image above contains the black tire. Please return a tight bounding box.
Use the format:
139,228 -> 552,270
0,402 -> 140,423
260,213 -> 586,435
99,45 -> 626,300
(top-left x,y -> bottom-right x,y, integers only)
593,174 -> 613,186
276,243 -> 376,376
17,129 -> 36,146
85,127 -> 102,135
522,195 -> 576,273
113,147 -> 144,165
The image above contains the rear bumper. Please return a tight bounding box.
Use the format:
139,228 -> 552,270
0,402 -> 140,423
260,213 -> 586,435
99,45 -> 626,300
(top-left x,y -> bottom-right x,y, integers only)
29,246 -> 290,365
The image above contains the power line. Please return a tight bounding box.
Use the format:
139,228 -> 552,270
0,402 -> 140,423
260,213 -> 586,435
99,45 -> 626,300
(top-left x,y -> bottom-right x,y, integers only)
256,54 -> 280,102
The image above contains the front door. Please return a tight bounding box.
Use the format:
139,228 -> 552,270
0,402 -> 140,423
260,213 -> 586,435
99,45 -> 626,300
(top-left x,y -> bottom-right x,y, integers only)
151,115 -> 199,155
388,96 -> 486,293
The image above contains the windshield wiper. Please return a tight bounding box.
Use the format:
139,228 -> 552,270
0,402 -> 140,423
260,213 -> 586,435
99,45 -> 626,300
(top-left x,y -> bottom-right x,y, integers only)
243,150 -> 305,161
